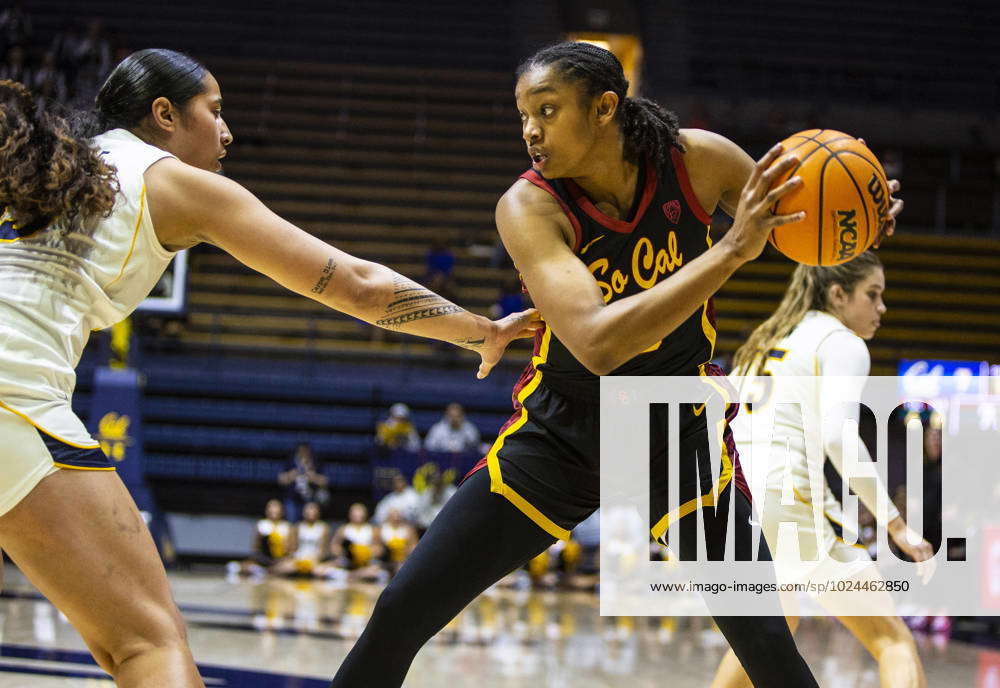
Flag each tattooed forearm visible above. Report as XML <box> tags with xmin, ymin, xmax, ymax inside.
<box><xmin>376</xmin><ymin>304</ymin><xmax>464</xmax><ymax>329</ymax></box>
<box><xmin>451</xmin><ymin>337</ymin><xmax>486</xmax><ymax>351</ymax></box>
<box><xmin>375</xmin><ymin>275</ymin><xmax>465</xmax><ymax>330</ymax></box>
<box><xmin>311</xmin><ymin>258</ymin><xmax>337</xmax><ymax>295</ymax></box>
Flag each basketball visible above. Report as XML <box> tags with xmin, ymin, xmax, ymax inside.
<box><xmin>767</xmin><ymin>129</ymin><xmax>890</xmax><ymax>266</ymax></box>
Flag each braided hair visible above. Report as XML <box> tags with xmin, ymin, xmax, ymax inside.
<box><xmin>516</xmin><ymin>42</ymin><xmax>683</xmax><ymax>175</ymax></box>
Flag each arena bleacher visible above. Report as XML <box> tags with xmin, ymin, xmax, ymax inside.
<box><xmin>22</xmin><ymin>0</ymin><xmax>1000</xmax><ymax>529</ymax></box>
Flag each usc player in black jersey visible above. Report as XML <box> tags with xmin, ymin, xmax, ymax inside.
<box><xmin>331</xmin><ymin>42</ymin><xmax>900</xmax><ymax>688</ymax></box>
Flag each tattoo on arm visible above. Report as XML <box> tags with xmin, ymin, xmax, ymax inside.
<box><xmin>450</xmin><ymin>337</ymin><xmax>485</xmax><ymax>351</ymax></box>
<box><xmin>375</xmin><ymin>274</ymin><xmax>465</xmax><ymax>330</ymax></box>
<box><xmin>311</xmin><ymin>258</ymin><xmax>337</xmax><ymax>294</ymax></box>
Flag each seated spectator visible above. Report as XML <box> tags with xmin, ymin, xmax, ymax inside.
<box><xmin>527</xmin><ymin>537</ymin><xmax>583</xmax><ymax>589</ymax></box>
<box><xmin>416</xmin><ymin>466</ymin><xmax>457</xmax><ymax>531</ymax></box>
<box><xmin>425</xmin><ymin>239</ymin><xmax>455</xmax><ymax>282</ymax></box>
<box><xmin>49</xmin><ymin>20</ymin><xmax>80</xmax><ymax>85</ymax></box>
<box><xmin>271</xmin><ymin>502</ymin><xmax>330</xmax><ymax>577</ymax></box>
<box><xmin>278</xmin><ymin>442</ymin><xmax>329</xmax><ymax>522</ymax></box>
<box><xmin>0</xmin><ymin>2</ymin><xmax>32</xmax><ymax>52</ymax></box>
<box><xmin>227</xmin><ymin>499</ymin><xmax>292</xmax><ymax>578</ymax></box>
<box><xmin>424</xmin><ymin>402</ymin><xmax>480</xmax><ymax>454</ymax></box>
<box><xmin>525</xmin><ymin>510</ymin><xmax>599</xmax><ymax>590</ymax></box>
<box><xmin>32</xmin><ymin>51</ymin><xmax>67</xmax><ymax>104</ymax></box>
<box><xmin>319</xmin><ymin>503</ymin><xmax>385</xmax><ymax>583</ymax></box>
<box><xmin>0</xmin><ymin>44</ymin><xmax>29</xmax><ymax>83</ymax></box>
<box><xmin>490</xmin><ymin>276</ymin><xmax>526</xmax><ymax>319</ymax></box>
<box><xmin>379</xmin><ymin>508</ymin><xmax>417</xmax><ymax>576</ymax></box>
<box><xmin>373</xmin><ymin>471</ymin><xmax>420</xmax><ymax>524</ymax></box>
<box><xmin>375</xmin><ymin>403</ymin><xmax>420</xmax><ymax>452</ymax></box>
<box><xmin>425</xmin><ymin>240</ymin><xmax>457</xmax><ymax>302</ymax></box>
<box><xmin>69</xmin><ymin>18</ymin><xmax>111</xmax><ymax>106</ymax></box>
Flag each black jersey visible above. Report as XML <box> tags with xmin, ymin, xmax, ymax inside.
<box><xmin>519</xmin><ymin>149</ymin><xmax>718</xmax><ymax>399</ymax></box>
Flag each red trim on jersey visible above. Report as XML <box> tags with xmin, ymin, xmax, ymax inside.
<box><xmin>462</xmin><ymin>327</ymin><xmax>547</xmax><ymax>485</ymax></box>
<box><xmin>563</xmin><ymin>159</ymin><xmax>657</xmax><ymax>234</ymax></box>
<box><xmin>671</xmin><ymin>148</ymin><xmax>713</xmax><ymax>225</ymax></box>
<box><xmin>519</xmin><ymin>171</ymin><xmax>583</xmax><ymax>252</ymax></box>
<box><xmin>464</xmin><ymin>457</ymin><xmax>489</xmax><ymax>482</ymax></box>
<box><xmin>703</xmin><ymin>362</ymin><xmax>751</xmax><ymax>505</ymax></box>
<box><xmin>706</xmin><ymin>297</ymin><xmax>717</xmax><ymax>328</ymax></box>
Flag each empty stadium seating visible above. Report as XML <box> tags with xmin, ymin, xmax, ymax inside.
<box><xmin>23</xmin><ymin>0</ymin><xmax>999</xmax><ymax>519</ymax></box>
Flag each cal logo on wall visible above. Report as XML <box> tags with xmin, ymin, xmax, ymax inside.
<box><xmin>97</xmin><ymin>411</ymin><xmax>132</xmax><ymax>461</ymax></box>
<box><xmin>87</xmin><ymin>367</ymin><xmax>149</xmax><ymax>508</ymax></box>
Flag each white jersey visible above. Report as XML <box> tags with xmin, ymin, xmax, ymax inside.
<box><xmin>0</xmin><ymin>129</ymin><xmax>175</xmax><ymax>447</ymax></box>
<box><xmin>731</xmin><ymin>311</ymin><xmax>852</xmax><ymax>488</ymax></box>
<box><xmin>729</xmin><ymin>310</ymin><xmax>897</xmax><ymax>581</ymax></box>
<box><xmin>294</xmin><ymin>521</ymin><xmax>328</xmax><ymax>561</ymax></box>
<box><xmin>342</xmin><ymin>523</ymin><xmax>376</xmax><ymax>546</ymax></box>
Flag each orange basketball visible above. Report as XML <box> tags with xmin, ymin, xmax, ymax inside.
<box><xmin>767</xmin><ymin>129</ymin><xmax>890</xmax><ymax>266</ymax></box>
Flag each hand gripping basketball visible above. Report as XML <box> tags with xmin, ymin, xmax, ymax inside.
<box><xmin>722</xmin><ymin>143</ymin><xmax>805</xmax><ymax>265</ymax></box>
<box><xmin>856</xmin><ymin>139</ymin><xmax>903</xmax><ymax>248</ymax></box>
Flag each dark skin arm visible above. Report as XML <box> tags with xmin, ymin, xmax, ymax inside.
<box><xmin>496</xmin><ymin>130</ymin><xmax>803</xmax><ymax>375</ymax></box>
<box><xmin>497</xmin><ymin>129</ymin><xmax>903</xmax><ymax>375</ymax></box>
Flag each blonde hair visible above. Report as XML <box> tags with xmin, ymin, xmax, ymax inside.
<box><xmin>731</xmin><ymin>252</ymin><xmax>883</xmax><ymax>375</ymax></box>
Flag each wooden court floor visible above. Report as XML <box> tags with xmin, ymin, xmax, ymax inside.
<box><xmin>0</xmin><ymin>569</ymin><xmax>985</xmax><ymax>686</ymax></box>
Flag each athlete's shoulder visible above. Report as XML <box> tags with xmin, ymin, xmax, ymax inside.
<box><xmin>677</xmin><ymin>129</ymin><xmax>748</xmax><ymax>169</ymax></box>
<box><xmin>497</xmin><ymin>175</ymin><xmax>562</xmax><ymax>218</ymax></box>
<box><xmin>496</xmin><ymin>175</ymin><xmax>575</xmax><ymax>248</ymax></box>
<box><xmin>795</xmin><ymin>310</ymin><xmax>854</xmax><ymax>340</ymax></box>
<box><xmin>675</xmin><ymin>129</ymin><xmax>754</xmax><ymax>218</ymax></box>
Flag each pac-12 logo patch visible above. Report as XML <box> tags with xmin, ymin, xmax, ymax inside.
<box><xmin>662</xmin><ymin>200</ymin><xmax>681</xmax><ymax>224</ymax></box>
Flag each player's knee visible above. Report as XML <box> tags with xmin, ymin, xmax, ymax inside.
<box><xmin>369</xmin><ymin>576</ymin><xmax>410</xmax><ymax>626</ymax></box>
<box><xmin>868</xmin><ymin>615</ymin><xmax>918</xmax><ymax>658</ymax></box>
<box><xmin>101</xmin><ymin>605</ymin><xmax>189</xmax><ymax>674</ymax></box>
<box><xmin>370</xmin><ymin>574</ymin><xmax>443</xmax><ymax>644</ymax></box>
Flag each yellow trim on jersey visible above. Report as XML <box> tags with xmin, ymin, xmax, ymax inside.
<box><xmin>650</xmin><ymin>373</ymin><xmax>735</xmax><ymax>542</ymax></box>
<box><xmin>700</xmin><ymin>302</ymin><xmax>717</xmax><ymax>359</ymax></box>
<box><xmin>0</xmin><ymin>400</ymin><xmax>102</xmax><ymax>450</ymax></box>
<box><xmin>107</xmin><ymin>183</ymin><xmax>146</xmax><ymax>288</ymax></box>
<box><xmin>53</xmin><ymin>462</ymin><xmax>116</xmax><ymax>471</ymax></box>
<box><xmin>579</xmin><ymin>234</ymin><xmax>606</xmax><ymax>255</ymax></box>
<box><xmin>485</xmin><ymin>326</ymin><xmax>571</xmax><ymax>541</ymax></box>
<box><xmin>0</xmin><ymin>208</ymin><xmax>44</xmax><ymax>243</ymax></box>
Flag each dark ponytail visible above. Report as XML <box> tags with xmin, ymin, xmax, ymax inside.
<box><xmin>517</xmin><ymin>42</ymin><xmax>683</xmax><ymax>175</ymax></box>
<box><xmin>620</xmin><ymin>96</ymin><xmax>683</xmax><ymax>175</ymax></box>
<box><xmin>0</xmin><ymin>79</ymin><xmax>117</xmax><ymax>232</ymax></box>
<box><xmin>78</xmin><ymin>48</ymin><xmax>207</xmax><ymax>137</ymax></box>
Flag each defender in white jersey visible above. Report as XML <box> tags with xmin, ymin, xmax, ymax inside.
<box><xmin>0</xmin><ymin>50</ymin><xmax>536</xmax><ymax>687</ymax></box>
<box><xmin>713</xmin><ymin>252</ymin><xmax>932</xmax><ymax>688</ymax></box>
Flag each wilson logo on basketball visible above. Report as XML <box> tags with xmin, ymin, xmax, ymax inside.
<box><xmin>836</xmin><ymin>209</ymin><xmax>858</xmax><ymax>261</ymax></box>
<box><xmin>867</xmin><ymin>173</ymin><xmax>889</xmax><ymax>225</ymax></box>
<box><xmin>662</xmin><ymin>200</ymin><xmax>681</xmax><ymax>224</ymax></box>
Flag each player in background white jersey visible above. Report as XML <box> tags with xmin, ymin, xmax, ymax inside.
<box><xmin>0</xmin><ymin>49</ymin><xmax>537</xmax><ymax>687</ymax></box>
<box><xmin>712</xmin><ymin>251</ymin><xmax>933</xmax><ymax>688</ymax></box>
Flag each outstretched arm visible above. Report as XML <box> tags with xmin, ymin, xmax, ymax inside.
<box><xmin>144</xmin><ymin>158</ymin><xmax>539</xmax><ymax>378</ymax></box>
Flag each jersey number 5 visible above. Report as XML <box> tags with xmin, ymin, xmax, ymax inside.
<box><xmin>743</xmin><ymin>348</ymin><xmax>788</xmax><ymax>414</ymax></box>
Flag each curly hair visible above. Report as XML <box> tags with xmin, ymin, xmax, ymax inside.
<box><xmin>0</xmin><ymin>79</ymin><xmax>118</xmax><ymax>233</ymax></box>
<box><xmin>516</xmin><ymin>42</ymin><xmax>684</xmax><ymax>175</ymax></box>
